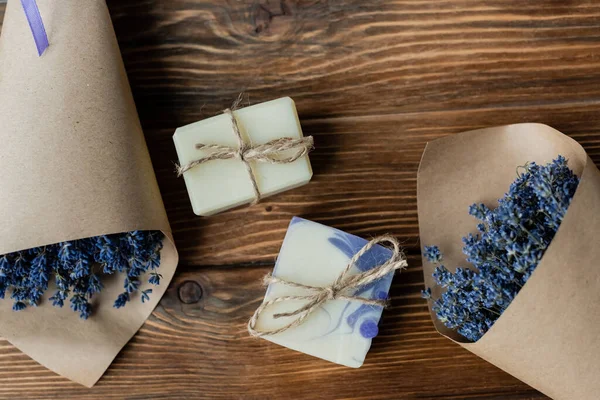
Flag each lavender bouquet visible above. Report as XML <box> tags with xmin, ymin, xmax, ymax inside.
<box><xmin>0</xmin><ymin>0</ymin><xmax>179</xmax><ymax>387</ymax></box>
<box><xmin>421</xmin><ymin>156</ymin><xmax>579</xmax><ymax>341</ymax></box>
<box><xmin>0</xmin><ymin>231</ymin><xmax>164</xmax><ymax>319</ymax></box>
<box><xmin>417</xmin><ymin>124</ymin><xmax>600</xmax><ymax>400</ymax></box>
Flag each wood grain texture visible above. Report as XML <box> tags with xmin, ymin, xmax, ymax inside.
<box><xmin>4</xmin><ymin>0</ymin><xmax>600</xmax><ymax>398</ymax></box>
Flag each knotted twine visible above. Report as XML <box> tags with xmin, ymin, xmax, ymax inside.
<box><xmin>248</xmin><ymin>236</ymin><xmax>408</xmax><ymax>337</ymax></box>
<box><xmin>176</xmin><ymin>107</ymin><xmax>314</xmax><ymax>205</ymax></box>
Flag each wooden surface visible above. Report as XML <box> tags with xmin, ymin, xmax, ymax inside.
<box><xmin>4</xmin><ymin>1</ymin><xmax>600</xmax><ymax>398</ymax></box>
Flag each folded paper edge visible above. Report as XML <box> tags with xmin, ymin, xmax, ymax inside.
<box><xmin>18</xmin><ymin>230</ymin><xmax>178</xmax><ymax>388</ymax></box>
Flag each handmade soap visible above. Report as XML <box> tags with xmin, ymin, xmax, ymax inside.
<box><xmin>253</xmin><ymin>217</ymin><xmax>395</xmax><ymax>368</ymax></box>
<box><xmin>173</xmin><ymin>97</ymin><xmax>313</xmax><ymax>216</ymax></box>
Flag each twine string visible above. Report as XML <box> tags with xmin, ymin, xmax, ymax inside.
<box><xmin>176</xmin><ymin>105</ymin><xmax>314</xmax><ymax>205</ymax></box>
<box><xmin>247</xmin><ymin>236</ymin><xmax>408</xmax><ymax>337</ymax></box>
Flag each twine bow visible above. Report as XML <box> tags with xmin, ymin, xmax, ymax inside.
<box><xmin>176</xmin><ymin>107</ymin><xmax>314</xmax><ymax>204</ymax></box>
<box><xmin>247</xmin><ymin>236</ymin><xmax>407</xmax><ymax>337</ymax></box>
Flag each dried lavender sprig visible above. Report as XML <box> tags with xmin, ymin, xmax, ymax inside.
<box><xmin>0</xmin><ymin>230</ymin><xmax>163</xmax><ymax>319</ymax></box>
<box><xmin>422</xmin><ymin>156</ymin><xmax>579</xmax><ymax>342</ymax></box>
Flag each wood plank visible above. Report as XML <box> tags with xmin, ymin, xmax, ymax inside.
<box><xmin>113</xmin><ymin>0</ymin><xmax>600</xmax><ymax>121</ymax></box>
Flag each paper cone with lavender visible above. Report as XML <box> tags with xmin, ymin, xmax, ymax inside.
<box><xmin>0</xmin><ymin>0</ymin><xmax>178</xmax><ymax>387</ymax></box>
<box><xmin>417</xmin><ymin>123</ymin><xmax>600</xmax><ymax>400</ymax></box>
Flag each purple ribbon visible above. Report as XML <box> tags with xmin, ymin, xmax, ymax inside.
<box><xmin>21</xmin><ymin>0</ymin><xmax>49</xmax><ymax>56</ymax></box>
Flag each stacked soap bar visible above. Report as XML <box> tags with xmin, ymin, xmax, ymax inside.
<box><xmin>253</xmin><ymin>217</ymin><xmax>395</xmax><ymax>368</ymax></box>
<box><xmin>173</xmin><ymin>97</ymin><xmax>313</xmax><ymax>216</ymax></box>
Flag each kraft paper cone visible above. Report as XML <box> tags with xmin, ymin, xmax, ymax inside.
<box><xmin>417</xmin><ymin>123</ymin><xmax>600</xmax><ymax>400</ymax></box>
<box><xmin>0</xmin><ymin>0</ymin><xmax>178</xmax><ymax>387</ymax></box>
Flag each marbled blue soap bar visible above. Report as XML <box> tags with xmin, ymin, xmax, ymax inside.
<box><xmin>254</xmin><ymin>217</ymin><xmax>395</xmax><ymax>367</ymax></box>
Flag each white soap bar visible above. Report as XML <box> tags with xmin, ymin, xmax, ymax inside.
<box><xmin>173</xmin><ymin>97</ymin><xmax>313</xmax><ymax>216</ymax></box>
<box><xmin>254</xmin><ymin>217</ymin><xmax>395</xmax><ymax>368</ymax></box>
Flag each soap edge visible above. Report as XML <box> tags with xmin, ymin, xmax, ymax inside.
<box><xmin>172</xmin><ymin>132</ymin><xmax>203</xmax><ymax>216</ymax></box>
<box><xmin>173</xmin><ymin>97</ymin><xmax>295</xmax><ymax>133</ymax></box>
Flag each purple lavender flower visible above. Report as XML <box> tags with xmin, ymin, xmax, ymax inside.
<box><xmin>0</xmin><ymin>230</ymin><xmax>164</xmax><ymax>319</ymax></box>
<box><xmin>424</xmin><ymin>246</ymin><xmax>443</xmax><ymax>263</ymax></box>
<box><xmin>423</xmin><ymin>156</ymin><xmax>579</xmax><ymax>342</ymax></box>
<box><xmin>148</xmin><ymin>272</ymin><xmax>162</xmax><ymax>286</ymax></box>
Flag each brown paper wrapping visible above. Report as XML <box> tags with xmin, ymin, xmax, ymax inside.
<box><xmin>0</xmin><ymin>0</ymin><xmax>178</xmax><ymax>387</ymax></box>
<box><xmin>417</xmin><ymin>123</ymin><xmax>600</xmax><ymax>400</ymax></box>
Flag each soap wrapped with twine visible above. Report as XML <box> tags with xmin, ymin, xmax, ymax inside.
<box><xmin>248</xmin><ymin>236</ymin><xmax>407</xmax><ymax>337</ymax></box>
<box><xmin>176</xmin><ymin>98</ymin><xmax>314</xmax><ymax>205</ymax></box>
